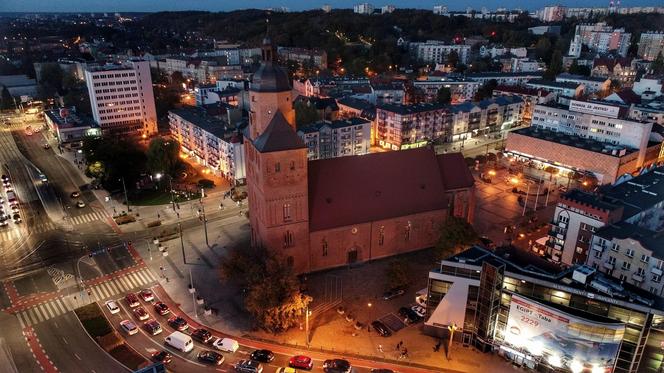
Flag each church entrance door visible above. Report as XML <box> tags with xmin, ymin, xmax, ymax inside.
<box><xmin>347</xmin><ymin>248</ymin><xmax>358</xmax><ymax>264</ymax></box>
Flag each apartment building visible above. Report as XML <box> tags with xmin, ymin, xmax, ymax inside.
<box><xmin>375</xmin><ymin>96</ymin><xmax>523</xmax><ymax>150</ymax></box>
<box><xmin>353</xmin><ymin>3</ymin><xmax>374</xmax><ymax>14</ymax></box>
<box><xmin>568</xmin><ymin>23</ymin><xmax>631</xmax><ymax>57</ymax></box>
<box><xmin>168</xmin><ymin>107</ymin><xmax>246</xmax><ymax>184</ymax></box>
<box><xmin>492</xmin><ymin>85</ymin><xmax>555</xmax><ymax>124</ymax></box>
<box><xmin>526</xmin><ymin>79</ymin><xmax>585</xmax><ymax>103</ymax></box>
<box><xmin>591</xmin><ymin>58</ymin><xmax>637</xmax><ymax>87</ymax></box>
<box><xmin>277</xmin><ymin>47</ymin><xmax>327</xmax><ymax>69</ymax></box>
<box><xmin>465</xmin><ymin>71</ymin><xmax>543</xmax><ymax>86</ymax></box>
<box><xmin>84</xmin><ymin>60</ymin><xmax>157</xmax><ymax>137</ymax></box>
<box><xmin>637</xmin><ymin>31</ymin><xmax>664</xmax><ymax>61</ymax></box>
<box><xmin>413</xmin><ymin>76</ymin><xmax>480</xmax><ymax>103</ymax></box>
<box><xmin>556</xmin><ymin>73</ymin><xmax>611</xmax><ymax>95</ymax></box>
<box><xmin>297</xmin><ymin>117</ymin><xmax>371</xmax><ymax>160</ymax></box>
<box><xmin>411</xmin><ymin>41</ymin><xmax>471</xmax><ymax>65</ymax></box>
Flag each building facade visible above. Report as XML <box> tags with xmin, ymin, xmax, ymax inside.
<box><xmin>169</xmin><ymin>107</ymin><xmax>246</xmax><ymax>184</ymax></box>
<box><xmin>492</xmin><ymin>85</ymin><xmax>555</xmax><ymax>124</ymax></box>
<box><xmin>638</xmin><ymin>31</ymin><xmax>664</xmax><ymax>61</ymax></box>
<box><xmin>412</xmin><ymin>41</ymin><xmax>471</xmax><ymax>65</ymax></box>
<box><xmin>556</xmin><ymin>73</ymin><xmax>611</xmax><ymax>95</ymax></box>
<box><xmin>413</xmin><ymin>76</ymin><xmax>480</xmax><ymax>103</ymax></box>
<box><xmin>568</xmin><ymin>23</ymin><xmax>631</xmax><ymax>57</ymax></box>
<box><xmin>84</xmin><ymin>60</ymin><xmax>157</xmax><ymax>137</ymax></box>
<box><xmin>591</xmin><ymin>58</ymin><xmax>637</xmax><ymax>87</ymax></box>
<box><xmin>277</xmin><ymin>47</ymin><xmax>328</xmax><ymax>69</ymax></box>
<box><xmin>297</xmin><ymin>118</ymin><xmax>371</xmax><ymax>160</ymax></box>
<box><xmin>353</xmin><ymin>3</ymin><xmax>374</xmax><ymax>14</ymax></box>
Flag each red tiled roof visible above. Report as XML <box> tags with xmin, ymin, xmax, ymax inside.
<box><xmin>307</xmin><ymin>147</ymin><xmax>474</xmax><ymax>231</ymax></box>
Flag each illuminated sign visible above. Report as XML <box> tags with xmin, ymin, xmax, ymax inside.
<box><xmin>504</xmin><ymin>294</ymin><xmax>624</xmax><ymax>372</ymax></box>
<box><xmin>569</xmin><ymin>100</ymin><xmax>620</xmax><ymax>118</ymax></box>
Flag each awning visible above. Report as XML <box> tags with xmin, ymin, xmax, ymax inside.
<box><xmin>425</xmin><ymin>280</ymin><xmax>470</xmax><ymax>329</ymax></box>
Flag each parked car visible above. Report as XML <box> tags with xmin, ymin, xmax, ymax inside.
<box><xmin>289</xmin><ymin>355</ymin><xmax>313</xmax><ymax>370</ymax></box>
<box><xmin>105</xmin><ymin>300</ymin><xmax>120</xmax><ymax>314</ymax></box>
<box><xmin>125</xmin><ymin>293</ymin><xmax>140</xmax><ymax>308</ymax></box>
<box><xmin>133</xmin><ymin>307</ymin><xmax>149</xmax><ymax>321</ymax></box>
<box><xmin>76</xmin><ymin>200</ymin><xmax>86</xmax><ymax>208</ymax></box>
<box><xmin>143</xmin><ymin>319</ymin><xmax>162</xmax><ymax>335</ymax></box>
<box><xmin>70</xmin><ymin>191</ymin><xmax>80</xmax><ymax>198</ymax></box>
<box><xmin>371</xmin><ymin>369</ymin><xmax>395</xmax><ymax>373</ymax></box>
<box><xmin>398</xmin><ymin>307</ymin><xmax>422</xmax><ymax>324</ymax></box>
<box><xmin>411</xmin><ymin>305</ymin><xmax>426</xmax><ymax>318</ymax></box>
<box><xmin>168</xmin><ymin>316</ymin><xmax>189</xmax><ymax>331</ymax></box>
<box><xmin>120</xmin><ymin>320</ymin><xmax>138</xmax><ymax>336</ymax></box>
<box><xmin>42</xmin><ymin>143</ymin><xmax>50</xmax><ymax>149</ymax></box>
<box><xmin>139</xmin><ymin>289</ymin><xmax>154</xmax><ymax>302</ymax></box>
<box><xmin>250</xmin><ymin>349</ymin><xmax>275</xmax><ymax>363</ymax></box>
<box><xmin>191</xmin><ymin>328</ymin><xmax>213</xmax><ymax>344</ymax></box>
<box><xmin>213</xmin><ymin>337</ymin><xmax>239</xmax><ymax>352</ymax></box>
<box><xmin>152</xmin><ymin>350</ymin><xmax>172</xmax><ymax>364</ymax></box>
<box><xmin>277</xmin><ymin>368</ymin><xmax>298</xmax><ymax>373</ymax></box>
<box><xmin>198</xmin><ymin>350</ymin><xmax>224</xmax><ymax>365</ymax></box>
<box><xmin>12</xmin><ymin>213</ymin><xmax>20</xmax><ymax>223</ymax></box>
<box><xmin>154</xmin><ymin>302</ymin><xmax>170</xmax><ymax>315</ymax></box>
<box><xmin>165</xmin><ymin>331</ymin><xmax>193</xmax><ymax>352</ymax></box>
<box><xmin>323</xmin><ymin>359</ymin><xmax>352</xmax><ymax>373</ymax></box>
<box><xmin>382</xmin><ymin>288</ymin><xmax>405</xmax><ymax>300</ymax></box>
<box><xmin>371</xmin><ymin>321</ymin><xmax>392</xmax><ymax>337</ymax></box>
<box><xmin>236</xmin><ymin>359</ymin><xmax>263</xmax><ymax>373</ymax></box>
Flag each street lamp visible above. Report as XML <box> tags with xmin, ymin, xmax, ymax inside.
<box><xmin>447</xmin><ymin>323</ymin><xmax>458</xmax><ymax>360</ymax></box>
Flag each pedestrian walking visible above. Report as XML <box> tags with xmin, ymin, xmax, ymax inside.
<box><xmin>395</xmin><ymin>343</ymin><xmax>400</xmax><ymax>351</ymax></box>
<box><xmin>378</xmin><ymin>344</ymin><xmax>383</xmax><ymax>353</ymax></box>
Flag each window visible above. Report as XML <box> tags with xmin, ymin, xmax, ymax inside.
<box><xmin>593</xmin><ymin>250</ymin><xmax>602</xmax><ymax>259</ymax></box>
<box><xmin>637</xmin><ymin>267</ymin><xmax>645</xmax><ymax>276</ymax></box>
<box><xmin>608</xmin><ymin>256</ymin><xmax>616</xmax><ymax>265</ymax></box>
<box><xmin>641</xmin><ymin>254</ymin><xmax>650</xmax><ymax>263</ymax></box>
<box><xmin>322</xmin><ymin>239</ymin><xmax>328</xmax><ymax>256</ymax></box>
<box><xmin>283</xmin><ymin>231</ymin><xmax>294</xmax><ymax>248</ymax></box>
<box><xmin>622</xmin><ymin>261</ymin><xmax>631</xmax><ymax>270</ymax></box>
<box><xmin>405</xmin><ymin>222</ymin><xmax>412</xmax><ymax>241</ymax></box>
<box><xmin>378</xmin><ymin>226</ymin><xmax>385</xmax><ymax>246</ymax></box>
<box><xmin>283</xmin><ymin>204</ymin><xmax>292</xmax><ymax>222</ymax></box>
<box><xmin>611</xmin><ymin>243</ymin><xmax>620</xmax><ymax>252</ymax></box>
<box><xmin>653</xmin><ymin>274</ymin><xmax>662</xmax><ymax>283</ymax></box>
<box><xmin>290</xmin><ymin>161</ymin><xmax>295</xmax><ymax>170</ymax></box>
<box><xmin>626</xmin><ymin>248</ymin><xmax>635</xmax><ymax>258</ymax></box>
<box><xmin>275</xmin><ymin>162</ymin><xmax>281</xmax><ymax>172</ymax></box>
<box><xmin>619</xmin><ymin>274</ymin><xmax>628</xmax><ymax>282</ymax></box>
<box><xmin>649</xmin><ymin>287</ymin><xmax>658</xmax><ymax>294</ymax></box>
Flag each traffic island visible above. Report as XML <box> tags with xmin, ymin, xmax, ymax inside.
<box><xmin>74</xmin><ymin>303</ymin><xmax>148</xmax><ymax>371</ymax></box>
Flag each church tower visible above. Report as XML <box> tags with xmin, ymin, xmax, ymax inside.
<box><xmin>244</xmin><ymin>31</ymin><xmax>310</xmax><ymax>273</ymax></box>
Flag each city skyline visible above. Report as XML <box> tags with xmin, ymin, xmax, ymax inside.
<box><xmin>1</xmin><ymin>0</ymin><xmax>663</xmax><ymax>13</ymax></box>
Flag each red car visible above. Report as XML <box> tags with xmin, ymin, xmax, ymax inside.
<box><xmin>154</xmin><ymin>301</ymin><xmax>170</xmax><ymax>316</ymax></box>
<box><xmin>133</xmin><ymin>307</ymin><xmax>149</xmax><ymax>321</ymax></box>
<box><xmin>139</xmin><ymin>289</ymin><xmax>154</xmax><ymax>302</ymax></box>
<box><xmin>125</xmin><ymin>293</ymin><xmax>140</xmax><ymax>308</ymax></box>
<box><xmin>289</xmin><ymin>355</ymin><xmax>314</xmax><ymax>370</ymax></box>
<box><xmin>168</xmin><ymin>316</ymin><xmax>189</xmax><ymax>331</ymax></box>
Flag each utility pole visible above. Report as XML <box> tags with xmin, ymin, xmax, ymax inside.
<box><xmin>179</xmin><ymin>221</ymin><xmax>186</xmax><ymax>264</ymax></box>
<box><xmin>169</xmin><ymin>176</ymin><xmax>176</xmax><ymax>212</ymax></box>
<box><xmin>305</xmin><ymin>304</ymin><xmax>310</xmax><ymax>347</ymax></box>
<box><xmin>522</xmin><ymin>183</ymin><xmax>531</xmax><ymax>217</ymax></box>
<box><xmin>190</xmin><ymin>268</ymin><xmax>197</xmax><ymax>319</ymax></box>
<box><xmin>200</xmin><ymin>188</ymin><xmax>209</xmax><ymax>247</ymax></box>
<box><xmin>121</xmin><ymin>177</ymin><xmax>130</xmax><ymax>212</ymax></box>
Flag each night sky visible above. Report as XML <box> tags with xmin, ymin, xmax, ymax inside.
<box><xmin>0</xmin><ymin>0</ymin><xmax>661</xmax><ymax>13</ymax></box>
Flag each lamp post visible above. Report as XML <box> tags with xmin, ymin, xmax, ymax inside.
<box><xmin>179</xmin><ymin>221</ymin><xmax>186</xmax><ymax>265</ymax></box>
<box><xmin>145</xmin><ymin>238</ymin><xmax>153</xmax><ymax>261</ymax></box>
<box><xmin>447</xmin><ymin>323</ymin><xmax>458</xmax><ymax>360</ymax></box>
<box><xmin>121</xmin><ymin>177</ymin><xmax>130</xmax><ymax>212</ymax></box>
<box><xmin>522</xmin><ymin>182</ymin><xmax>531</xmax><ymax>217</ymax></box>
<box><xmin>200</xmin><ymin>188</ymin><xmax>209</xmax><ymax>247</ymax></box>
<box><xmin>305</xmin><ymin>304</ymin><xmax>312</xmax><ymax>347</ymax></box>
<box><xmin>189</xmin><ymin>268</ymin><xmax>197</xmax><ymax>319</ymax></box>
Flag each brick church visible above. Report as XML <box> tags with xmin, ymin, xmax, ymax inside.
<box><xmin>244</xmin><ymin>36</ymin><xmax>476</xmax><ymax>274</ymax></box>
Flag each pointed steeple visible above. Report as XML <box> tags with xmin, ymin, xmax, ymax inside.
<box><xmin>261</xmin><ymin>18</ymin><xmax>276</xmax><ymax>63</ymax></box>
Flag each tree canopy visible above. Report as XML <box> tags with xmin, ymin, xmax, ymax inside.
<box><xmin>436</xmin><ymin>217</ymin><xmax>479</xmax><ymax>259</ymax></box>
<box><xmin>82</xmin><ymin>137</ymin><xmax>146</xmax><ymax>191</ymax></box>
<box><xmin>436</xmin><ymin>87</ymin><xmax>452</xmax><ymax>105</ymax></box>
<box><xmin>146</xmin><ymin>138</ymin><xmax>182</xmax><ymax>177</ymax></box>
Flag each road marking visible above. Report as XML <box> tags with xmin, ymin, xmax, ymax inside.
<box><xmin>16</xmin><ymin>312</ymin><xmax>26</xmax><ymax>328</ymax></box>
<box><xmin>74</xmin><ymin>353</ymin><xmax>81</xmax><ymax>361</ymax></box>
<box><xmin>33</xmin><ymin>306</ymin><xmax>45</xmax><ymax>323</ymax></box>
<box><xmin>91</xmin><ymin>285</ymin><xmax>102</xmax><ymax>300</ymax></box>
<box><xmin>127</xmin><ymin>273</ymin><xmax>140</xmax><ymax>288</ymax></box>
<box><xmin>62</xmin><ymin>337</ymin><xmax>68</xmax><ymax>345</ymax></box>
<box><xmin>27</xmin><ymin>308</ymin><xmax>38</xmax><ymax>324</ymax></box>
<box><xmin>118</xmin><ymin>276</ymin><xmax>132</xmax><ymax>291</ymax></box>
<box><xmin>106</xmin><ymin>281</ymin><xmax>121</xmax><ymax>295</ymax></box>
<box><xmin>38</xmin><ymin>304</ymin><xmax>51</xmax><ymax>319</ymax></box>
<box><xmin>99</xmin><ymin>283</ymin><xmax>111</xmax><ymax>298</ymax></box>
<box><xmin>45</xmin><ymin>301</ymin><xmax>59</xmax><ymax>317</ymax></box>
<box><xmin>57</xmin><ymin>298</ymin><xmax>71</xmax><ymax>313</ymax></box>
<box><xmin>135</xmin><ymin>270</ymin><xmax>149</xmax><ymax>284</ymax></box>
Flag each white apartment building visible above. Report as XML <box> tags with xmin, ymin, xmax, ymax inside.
<box><xmin>531</xmin><ymin>100</ymin><xmax>654</xmax><ymax>165</ymax></box>
<box><xmin>296</xmin><ymin>117</ymin><xmax>371</xmax><ymax>160</ymax></box>
<box><xmin>526</xmin><ymin>79</ymin><xmax>584</xmax><ymax>101</ymax></box>
<box><xmin>556</xmin><ymin>73</ymin><xmax>611</xmax><ymax>95</ymax></box>
<box><xmin>433</xmin><ymin>5</ymin><xmax>449</xmax><ymax>15</ymax></box>
<box><xmin>353</xmin><ymin>3</ymin><xmax>374</xmax><ymax>14</ymax></box>
<box><xmin>466</xmin><ymin>71</ymin><xmax>543</xmax><ymax>86</ymax></box>
<box><xmin>413</xmin><ymin>76</ymin><xmax>480</xmax><ymax>103</ymax></box>
<box><xmin>169</xmin><ymin>107</ymin><xmax>246</xmax><ymax>184</ymax></box>
<box><xmin>638</xmin><ymin>31</ymin><xmax>664</xmax><ymax>61</ymax></box>
<box><xmin>85</xmin><ymin>60</ymin><xmax>157</xmax><ymax>137</ymax></box>
<box><xmin>412</xmin><ymin>41</ymin><xmax>471</xmax><ymax>65</ymax></box>
<box><xmin>567</xmin><ymin>23</ymin><xmax>631</xmax><ymax>57</ymax></box>
<box><xmin>539</xmin><ymin>5</ymin><xmax>565</xmax><ymax>22</ymax></box>
<box><xmin>381</xmin><ymin>5</ymin><xmax>395</xmax><ymax>14</ymax></box>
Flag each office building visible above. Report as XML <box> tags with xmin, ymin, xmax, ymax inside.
<box><xmin>425</xmin><ymin>245</ymin><xmax>664</xmax><ymax>373</ymax></box>
<box><xmin>539</xmin><ymin>5</ymin><xmax>565</xmax><ymax>22</ymax></box>
<box><xmin>433</xmin><ymin>5</ymin><xmax>449</xmax><ymax>15</ymax></box>
<box><xmin>84</xmin><ymin>60</ymin><xmax>157</xmax><ymax>137</ymax></box>
<box><xmin>44</xmin><ymin>107</ymin><xmax>100</xmax><ymax>144</ymax></box>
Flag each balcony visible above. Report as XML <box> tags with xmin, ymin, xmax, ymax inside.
<box><xmin>603</xmin><ymin>262</ymin><xmax>614</xmax><ymax>270</ymax></box>
<box><xmin>592</xmin><ymin>243</ymin><xmax>606</xmax><ymax>252</ymax></box>
<box><xmin>632</xmin><ymin>273</ymin><xmax>645</xmax><ymax>283</ymax></box>
<box><xmin>652</xmin><ymin>267</ymin><xmax>663</xmax><ymax>276</ymax></box>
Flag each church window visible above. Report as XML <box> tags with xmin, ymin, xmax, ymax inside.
<box><xmin>284</xmin><ymin>231</ymin><xmax>294</xmax><ymax>248</ymax></box>
<box><xmin>378</xmin><ymin>226</ymin><xmax>385</xmax><ymax>246</ymax></box>
<box><xmin>290</xmin><ymin>160</ymin><xmax>296</xmax><ymax>170</ymax></box>
<box><xmin>283</xmin><ymin>203</ymin><xmax>292</xmax><ymax>222</ymax></box>
<box><xmin>275</xmin><ymin>162</ymin><xmax>281</xmax><ymax>172</ymax></box>
<box><xmin>287</xmin><ymin>256</ymin><xmax>294</xmax><ymax>267</ymax></box>
<box><xmin>405</xmin><ymin>221</ymin><xmax>412</xmax><ymax>241</ymax></box>
<box><xmin>322</xmin><ymin>239</ymin><xmax>328</xmax><ymax>256</ymax></box>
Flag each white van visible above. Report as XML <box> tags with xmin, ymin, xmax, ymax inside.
<box><xmin>165</xmin><ymin>331</ymin><xmax>193</xmax><ymax>352</ymax></box>
<box><xmin>213</xmin><ymin>337</ymin><xmax>239</xmax><ymax>353</ymax></box>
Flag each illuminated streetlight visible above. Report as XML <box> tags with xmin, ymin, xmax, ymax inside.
<box><xmin>447</xmin><ymin>323</ymin><xmax>458</xmax><ymax>360</ymax></box>
<box><xmin>488</xmin><ymin>170</ymin><xmax>496</xmax><ymax>176</ymax></box>
<box><xmin>510</xmin><ymin>177</ymin><xmax>519</xmax><ymax>185</ymax></box>
<box><xmin>570</xmin><ymin>360</ymin><xmax>583</xmax><ymax>373</ymax></box>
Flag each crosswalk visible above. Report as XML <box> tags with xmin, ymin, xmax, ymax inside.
<box><xmin>16</xmin><ymin>297</ymin><xmax>72</xmax><ymax>328</ymax></box>
<box><xmin>87</xmin><ymin>267</ymin><xmax>157</xmax><ymax>302</ymax></box>
<box><xmin>69</xmin><ymin>211</ymin><xmax>106</xmax><ymax>225</ymax></box>
<box><xmin>14</xmin><ymin>267</ymin><xmax>157</xmax><ymax>328</ymax></box>
<box><xmin>0</xmin><ymin>222</ymin><xmax>56</xmax><ymax>242</ymax></box>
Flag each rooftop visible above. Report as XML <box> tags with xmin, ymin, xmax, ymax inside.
<box><xmin>594</xmin><ymin>221</ymin><xmax>664</xmax><ymax>258</ymax></box>
<box><xmin>45</xmin><ymin>108</ymin><xmax>95</xmax><ymax>129</ymax></box>
<box><xmin>600</xmin><ymin>167</ymin><xmax>664</xmax><ymax>219</ymax></box>
<box><xmin>493</xmin><ymin>84</ymin><xmax>552</xmax><ymax>97</ymax></box>
<box><xmin>465</xmin><ymin>71</ymin><xmax>543</xmax><ymax>78</ymax></box>
<box><xmin>556</xmin><ymin>73</ymin><xmax>610</xmax><ymax>83</ymax></box>
<box><xmin>169</xmin><ymin>107</ymin><xmax>232</xmax><ymax>140</ymax></box>
<box><xmin>527</xmin><ymin>79</ymin><xmax>582</xmax><ymax>89</ymax></box>
<box><xmin>441</xmin><ymin>245</ymin><xmax>661</xmax><ymax>311</ymax></box>
<box><xmin>510</xmin><ymin>127</ymin><xmax>637</xmax><ymax>156</ymax></box>
<box><xmin>377</xmin><ymin>102</ymin><xmax>447</xmax><ymax>115</ymax></box>
<box><xmin>297</xmin><ymin>117</ymin><xmax>370</xmax><ymax>134</ymax></box>
<box><xmin>252</xmin><ymin>111</ymin><xmax>305</xmax><ymax>153</ymax></box>
<box><xmin>308</xmin><ymin>147</ymin><xmax>473</xmax><ymax>231</ymax></box>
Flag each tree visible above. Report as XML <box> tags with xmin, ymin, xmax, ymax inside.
<box><xmin>651</xmin><ymin>52</ymin><xmax>664</xmax><ymax>75</ymax></box>
<box><xmin>568</xmin><ymin>60</ymin><xmax>590</xmax><ymax>76</ymax></box>
<box><xmin>37</xmin><ymin>63</ymin><xmax>64</xmax><ymax>98</ymax></box>
<box><xmin>221</xmin><ymin>246</ymin><xmax>312</xmax><ymax>333</ymax></box>
<box><xmin>82</xmin><ymin>136</ymin><xmax>146</xmax><ymax>191</ymax></box>
<box><xmin>294</xmin><ymin>100</ymin><xmax>320</xmax><ymax>127</ymax></box>
<box><xmin>446</xmin><ymin>51</ymin><xmax>459</xmax><ymax>68</ymax></box>
<box><xmin>534</xmin><ymin>37</ymin><xmax>552</xmax><ymax>62</ymax></box>
<box><xmin>543</xmin><ymin>49</ymin><xmax>563</xmax><ymax>81</ymax></box>
<box><xmin>146</xmin><ymin>138</ymin><xmax>181</xmax><ymax>177</ymax></box>
<box><xmin>436</xmin><ymin>87</ymin><xmax>451</xmax><ymax>105</ymax></box>
<box><xmin>436</xmin><ymin>217</ymin><xmax>479</xmax><ymax>259</ymax></box>
<box><xmin>385</xmin><ymin>260</ymin><xmax>411</xmax><ymax>290</ymax></box>
<box><xmin>0</xmin><ymin>86</ymin><xmax>13</xmax><ymax>110</ymax></box>
<box><xmin>474</xmin><ymin>79</ymin><xmax>497</xmax><ymax>101</ymax></box>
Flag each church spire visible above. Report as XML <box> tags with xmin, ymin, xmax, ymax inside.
<box><xmin>261</xmin><ymin>18</ymin><xmax>276</xmax><ymax>63</ymax></box>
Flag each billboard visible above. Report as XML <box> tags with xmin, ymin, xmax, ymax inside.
<box><xmin>504</xmin><ymin>294</ymin><xmax>624</xmax><ymax>372</ymax></box>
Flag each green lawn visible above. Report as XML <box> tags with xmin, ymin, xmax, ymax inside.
<box><xmin>129</xmin><ymin>189</ymin><xmax>201</xmax><ymax>206</ymax></box>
